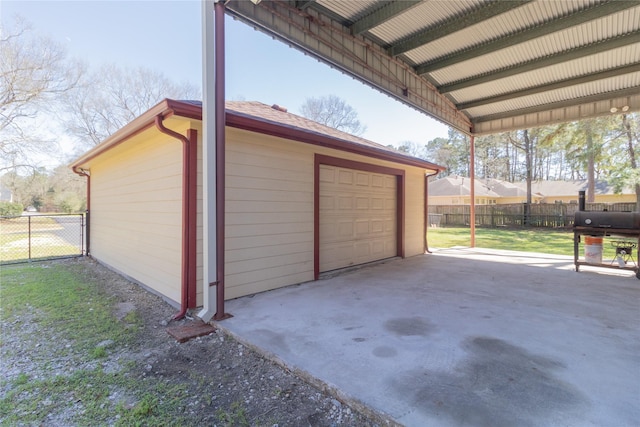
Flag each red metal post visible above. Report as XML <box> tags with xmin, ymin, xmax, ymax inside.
<box><xmin>470</xmin><ymin>135</ymin><xmax>476</xmax><ymax>248</ymax></box>
<box><xmin>214</xmin><ymin>0</ymin><xmax>229</xmax><ymax>320</ymax></box>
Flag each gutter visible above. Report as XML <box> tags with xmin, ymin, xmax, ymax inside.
<box><xmin>154</xmin><ymin>114</ymin><xmax>198</xmax><ymax>320</ymax></box>
<box><xmin>424</xmin><ymin>170</ymin><xmax>440</xmax><ymax>254</ymax></box>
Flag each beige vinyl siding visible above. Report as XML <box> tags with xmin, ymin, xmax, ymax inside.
<box><xmin>89</xmin><ymin>129</ymin><xmax>183</xmax><ymax>304</ymax></box>
<box><xmin>404</xmin><ymin>167</ymin><xmax>426</xmax><ymax>255</ymax></box>
<box><xmin>222</xmin><ymin>128</ymin><xmax>314</xmax><ymax>299</ymax></box>
<box><xmin>194</xmin><ymin>127</ymin><xmax>428</xmax><ymax>300</ymax></box>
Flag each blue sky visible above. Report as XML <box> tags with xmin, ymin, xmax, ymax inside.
<box><xmin>2</xmin><ymin>0</ymin><xmax>450</xmax><ymax>149</ymax></box>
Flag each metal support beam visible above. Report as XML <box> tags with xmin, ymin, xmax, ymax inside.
<box><xmin>473</xmin><ymin>87</ymin><xmax>640</xmax><ymax>124</ymax></box>
<box><xmin>469</xmin><ymin>135</ymin><xmax>475</xmax><ymax>248</ymax></box>
<box><xmin>473</xmin><ymin>91</ymin><xmax>640</xmax><ymax>135</ymax></box>
<box><xmin>199</xmin><ymin>0</ymin><xmax>217</xmax><ymax>322</ymax></box>
<box><xmin>438</xmin><ymin>31</ymin><xmax>640</xmax><ymax>94</ymax></box>
<box><xmin>351</xmin><ymin>1</ymin><xmax>422</xmax><ymax>36</ymax></box>
<box><xmin>389</xmin><ymin>0</ymin><xmax>529</xmax><ymax>57</ymax></box>
<box><xmin>199</xmin><ymin>0</ymin><xmax>229</xmax><ymax>322</ymax></box>
<box><xmin>225</xmin><ymin>0</ymin><xmax>472</xmax><ymax>134</ymax></box>
<box><xmin>457</xmin><ymin>64</ymin><xmax>640</xmax><ymax>111</ymax></box>
<box><xmin>415</xmin><ymin>0</ymin><xmax>638</xmax><ymax>75</ymax></box>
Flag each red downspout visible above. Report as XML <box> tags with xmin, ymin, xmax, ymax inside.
<box><xmin>424</xmin><ymin>170</ymin><xmax>439</xmax><ymax>254</ymax></box>
<box><xmin>214</xmin><ymin>0</ymin><xmax>229</xmax><ymax>320</ymax></box>
<box><xmin>154</xmin><ymin>114</ymin><xmax>195</xmax><ymax>320</ymax></box>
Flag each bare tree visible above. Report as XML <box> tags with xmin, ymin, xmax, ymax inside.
<box><xmin>396</xmin><ymin>141</ymin><xmax>425</xmax><ymax>158</ymax></box>
<box><xmin>620</xmin><ymin>114</ymin><xmax>640</xmax><ymax>210</ymax></box>
<box><xmin>0</xmin><ymin>17</ymin><xmax>83</xmax><ymax>173</ymax></box>
<box><xmin>300</xmin><ymin>95</ymin><xmax>366</xmax><ymax>136</ymax></box>
<box><xmin>63</xmin><ymin>64</ymin><xmax>200</xmax><ymax>150</ymax></box>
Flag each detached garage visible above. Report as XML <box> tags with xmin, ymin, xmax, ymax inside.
<box><xmin>71</xmin><ymin>99</ymin><xmax>443</xmax><ymax>314</ymax></box>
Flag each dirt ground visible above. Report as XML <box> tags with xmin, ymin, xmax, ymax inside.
<box><xmin>1</xmin><ymin>258</ymin><xmax>385</xmax><ymax>426</ymax></box>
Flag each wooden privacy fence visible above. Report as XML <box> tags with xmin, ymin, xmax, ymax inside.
<box><xmin>428</xmin><ymin>203</ymin><xmax>637</xmax><ymax>228</ymax></box>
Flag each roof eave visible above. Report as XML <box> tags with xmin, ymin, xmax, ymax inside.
<box><xmin>70</xmin><ymin>98</ymin><xmax>179</xmax><ymax>169</ymax></box>
<box><xmin>70</xmin><ymin>99</ymin><xmax>445</xmax><ymax>173</ymax></box>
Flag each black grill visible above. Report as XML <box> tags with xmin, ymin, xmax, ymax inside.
<box><xmin>573</xmin><ymin>204</ymin><xmax>639</xmax><ymax>279</ymax></box>
<box><xmin>574</xmin><ymin>211</ymin><xmax>640</xmax><ymax>229</ymax></box>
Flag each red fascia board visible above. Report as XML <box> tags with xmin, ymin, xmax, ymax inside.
<box><xmin>70</xmin><ymin>99</ymin><xmax>445</xmax><ymax>173</ymax></box>
<box><xmin>225</xmin><ymin>112</ymin><xmax>444</xmax><ymax>171</ymax></box>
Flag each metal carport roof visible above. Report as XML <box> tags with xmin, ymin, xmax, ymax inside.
<box><xmin>225</xmin><ymin>0</ymin><xmax>640</xmax><ymax>136</ymax></box>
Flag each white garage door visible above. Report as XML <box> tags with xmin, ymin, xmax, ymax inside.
<box><xmin>319</xmin><ymin>164</ymin><xmax>397</xmax><ymax>272</ymax></box>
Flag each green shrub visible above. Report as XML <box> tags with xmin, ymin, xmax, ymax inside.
<box><xmin>0</xmin><ymin>201</ymin><xmax>24</xmax><ymax>217</ymax></box>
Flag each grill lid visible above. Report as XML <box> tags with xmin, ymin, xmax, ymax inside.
<box><xmin>574</xmin><ymin>211</ymin><xmax>640</xmax><ymax>229</ymax></box>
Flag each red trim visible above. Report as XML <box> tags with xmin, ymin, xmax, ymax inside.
<box><xmin>313</xmin><ymin>156</ymin><xmax>320</xmax><ymax>279</ymax></box>
<box><xmin>187</xmin><ymin>129</ymin><xmax>198</xmax><ymax>308</ymax></box>
<box><xmin>227</xmin><ymin>113</ymin><xmax>443</xmax><ymax>171</ymax></box>
<box><xmin>314</xmin><ymin>154</ymin><xmax>405</xmax><ymax>279</ymax></box>
<box><xmin>71</xmin><ymin>100</ymin><xmax>444</xmax><ymax>176</ymax></box>
<box><xmin>398</xmin><ymin>173</ymin><xmax>405</xmax><ymax>258</ymax></box>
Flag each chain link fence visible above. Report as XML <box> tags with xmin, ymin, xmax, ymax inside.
<box><xmin>0</xmin><ymin>214</ymin><xmax>85</xmax><ymax>265</ymax></box>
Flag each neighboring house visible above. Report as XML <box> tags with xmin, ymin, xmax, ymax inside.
<box><xmin>70</xmin><ymin>99</ymin><xmax>443</xmax><ymax>309</ymax></box>
<box><xmin>529</xmin><ymin>180</ymin><xmax>636</xmax><ymax>204</ymax></box>
<box><xmin>428</xmin><ymin>176</ymin><xmax>543</xmax><ymax>206</ymax></box>
<box><xmin>429</xmin><ymin>176</ymin><xmax>635</xmax><ymax>205</ymax></box>
<box><xmin>0</xmin><ymin>185</ymin><xmax>13</xmax><ymax>203</ymax></box>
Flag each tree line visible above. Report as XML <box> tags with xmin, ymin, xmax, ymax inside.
<box><xmin>0</xmin><ymin>17</ymin><xmax>367</xmax><ymax>214</ymax></box>
<box><xmin>397</xmin><ymin>114</ymin><xmax>640</xmax><ymax>210</ymax></box>
<box><xmin>2</xmin><ymin>16</ymin><xmax>638</xmax><ymax>213</ymax></box>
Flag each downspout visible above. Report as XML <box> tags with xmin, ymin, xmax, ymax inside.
<box><xmin>72</xmin><ymin>167</ymin><xmax>91</xmax><ymax>256</ymax></box>
<box><xmin>424</xmin><ymin>170</ymin><xmax>439</xmax><ymax>254</ymax></box>
<box><xmin>154</xmin><ymin>114</ymin><xmax>194</xmax><ymax>320</ymax></box>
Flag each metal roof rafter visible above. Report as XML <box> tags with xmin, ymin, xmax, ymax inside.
<box><xmin>350</xmin><ymin>1</ymin><xmax>422</xmax><ymax>35</ymax></box>
<box><xmin>472</xmin><ymin>87</ymin><xmax>640</xmax><ymax>125</ymax></box>
<box><xmin>294</xmin><ymin>1</ymin><xmax>315</xmax><ymax>11</ymax></box>
<box><xmin>415</xmin><ymin>0</ymin><xmax>638</xmax><ymax>75</ymax></box>
<box><xmin>458</xmin><ymin>64</ymin><xmax>640</xmax><ymax>111</ymax></box>
<box><xmin>439</xmin><ymin>31</ymin><xmax>640</xmax><ymax>93</ymax></box>
<box><xmin>388</xmin><ymin>0</ymin><xmax>531</xmax><ymax>57</ymax></box>
<box><xmin>226</xmin><ymin>0</ymin><xmax>473</xmax><ymax>134</ymax></box>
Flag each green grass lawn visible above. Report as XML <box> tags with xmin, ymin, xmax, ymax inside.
<box><xmin>427</xmin><ymin>226</ymin><xmax>631</xmax><ymax>261</ymax></box>
<box><xmin>0</xmin><ymin>232</ymin><xmax>80</xmax><ymax>264</ymax></box>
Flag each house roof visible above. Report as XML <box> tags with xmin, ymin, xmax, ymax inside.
<box><xmin>225</xmin><ymin>1</ymin><xmax>640</xmax><ymax>136</ymax></box>
<box><xmin>71</xmin><ymin>99</ymin><xmax>444</xmax><ymax>173</ymax></box>
<box><xmin>428</xmin><ymin>176</ymin><xmax>501</xmax><ymax>198</ymax></box>
<box><xmin>429</xmin><ymin>176</ymin><xmax>634</xmax><ymax>198</ymax></box>
<box><xmin>528</xmin><ymin>179</ymin><xmax>634</xmax><ymax>196</ymax></box>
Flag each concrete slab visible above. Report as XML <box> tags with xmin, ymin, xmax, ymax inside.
<box><xmin>217</xmin><ymin>248</ymin><xmax>640</xmax><ymax>427</ymax></box>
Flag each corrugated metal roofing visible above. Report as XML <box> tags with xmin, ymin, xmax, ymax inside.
<box><xmin>225</xmin><ymin>0</ymin><xmax>640</xmax><ymax>135</ymax></box>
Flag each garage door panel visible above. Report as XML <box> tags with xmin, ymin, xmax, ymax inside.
<box><xmin>371</xmin><ymin>197</ymin><xmax>384</xmax><ymax>209</ymax></box>
<box><xmin>356</xmin><ymin>197</ymin><xmax>369</xmax><ymax>209</ymax></box>
<box><xmin>355</xmin><ymin>220</ymin><xmax>369</xmax><ymax>236</ymax></box>
<box><xmin>319</xmin><ymin>164</ymin><xmax>397</xmax><ymax>273</ymax></box>
<box><xmin>319</xmin><ymin>194</ymin><xmax>334</xmax><ymax>210</ymax></box>
<box><xmin>338</xmin><ymin>170</ymin><xmax>354</xmax><ymax>184</ymax></box>
<box><xmin>356</xmin><ymin>173</ymin><xmax>369</xmax><ymax>186</ymax></box>
<box><xmin>338</xmin><ymin>196</ymin><xmax>352</xmax><ymax>209</ymax></box>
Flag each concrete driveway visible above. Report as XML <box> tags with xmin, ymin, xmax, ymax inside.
<box><xmin>218</xmin><ymin>248</ymin><xmax>640</xmax><ymax>427</ymax></box>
